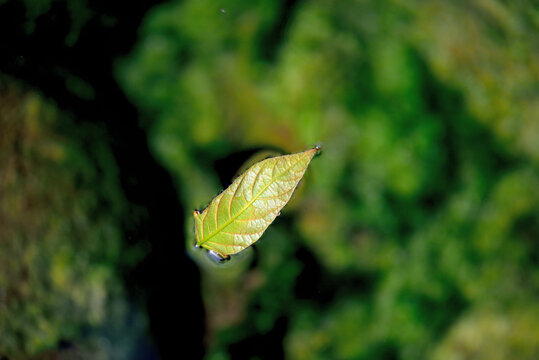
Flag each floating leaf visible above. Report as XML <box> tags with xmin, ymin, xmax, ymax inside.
<box><xmin>194</xmin><ymin>147</ymin><xmax>320</xmax><ymax>259</ymax></box>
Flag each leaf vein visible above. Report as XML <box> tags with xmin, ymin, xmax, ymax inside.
<box><xmin>251</xmin><ymin>164</ymin><xmax>264</xmax><ymax>199</ymax></box>
<box><xmin>228</xmin><ymin>173</ymin><xmax>246</xmax><ymax>218</ymax></box>
<box><xmin>235</xmin><ymin>209</ymin><xmax>278</xmax><ymax>222</ymax></box>
<box><xmin>214</xmin><ymin>193</ymin><xmax>224</xmax><ymax>228</ymax></box>
<box><xmin>221</xmin><ymin>229</ymin><xmax>263</xmax><ymax>236</ymax></box>
<box><xmin>257</xmin><ymin>186</ymin><xmax>295</xmax><ymax>201</ymax></box>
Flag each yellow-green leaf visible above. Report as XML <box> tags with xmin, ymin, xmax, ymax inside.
<box><xmin>194</xmin><ymin>147</ymin><xmax>319</xmax><ymax>259</ymax></box>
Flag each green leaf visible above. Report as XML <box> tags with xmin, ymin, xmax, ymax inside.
<box><xmin>194</xmin><ymin>147</ymin><xmax>320</xmax><ymax>258</ymax></box>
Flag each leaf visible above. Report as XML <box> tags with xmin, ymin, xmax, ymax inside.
<box><xmin>194</xmin><ymin>147</ymin><xmax>320</xmax><ymax>259</ymax></box>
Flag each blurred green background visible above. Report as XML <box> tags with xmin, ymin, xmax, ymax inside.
<box><xmin>1</xmin><ymin>0</ymin><xmax>538</xmax><ymax>359</ymax></box>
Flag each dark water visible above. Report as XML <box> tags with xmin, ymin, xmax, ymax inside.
<box><xmin>0</xmin><ymin>1</ymin><xmax>205</xmax><ymax>358</ymax></box>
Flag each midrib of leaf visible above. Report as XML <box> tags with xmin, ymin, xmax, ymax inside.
<box><xmin>198</xmin><ymin>151</ymin><xmax>313</xmax><ymax>245</ymax></box>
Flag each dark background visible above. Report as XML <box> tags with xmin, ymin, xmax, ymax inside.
<box><xmin>0</xmin><ymin>0</ymin><xmax>538</xmax><ymax>359</ymax></box>
<box><xmin>0</xmin><ymin>0</ymin><xmax>205</xmax><ymax>358</ymax></box>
